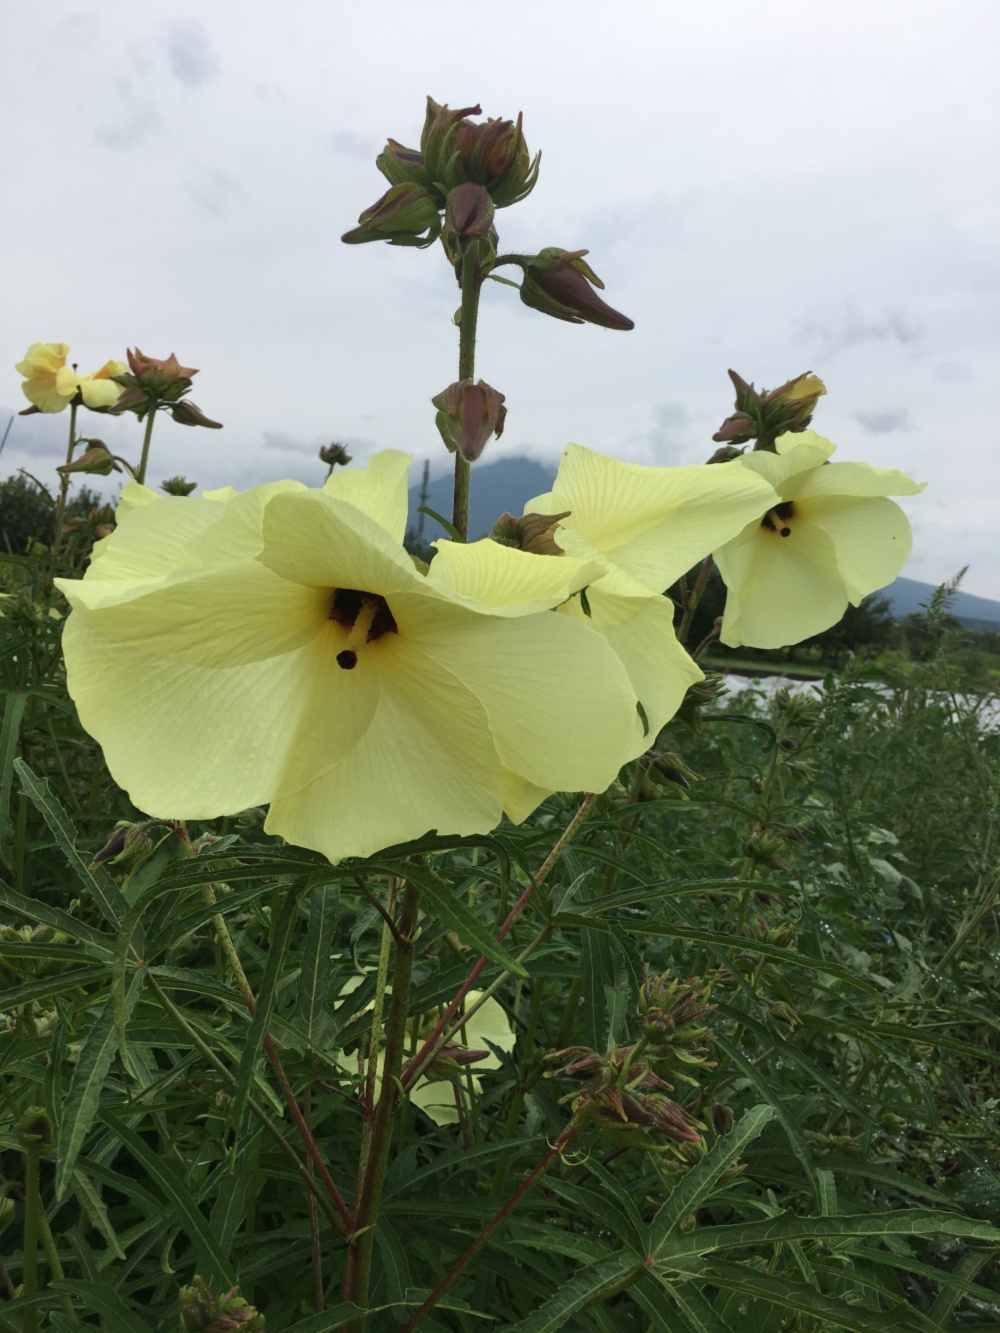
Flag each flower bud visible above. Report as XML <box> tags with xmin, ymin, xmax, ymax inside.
<box><xmin>519</xmin><ymin>249</ymin><xmax>634</xmax><ymax>330</ymax></box>
<box><xmin>56</xmin><ymin>444</ymin><xmax>120</xmax><ymax>476</ymax></box>
<box><xmin>169</xmin><ymin>400</ymin><xmax>223</xmax><ymax>429</ymax></box>
<box><xmin>713</xmin><ymin>370</ymin><xmax>826</xmax><ymax>450</ymax></box>
<box><xmin>444</xmin><ymin>182</ymin><xmax>495</xmax><ymax>242</ymax></box>
<box><xmin>341</xmin><ymin>182</ymin><xmax>442</xmax><ymax>248</ymax></box>
<box><xmin>161</xmin><ymin>476</ymin><xmax>198</xmax><ymax>497</ymax></box>
<box><xmin>450</xmin><ymin>109</ymin><xmax>540</xmax><ymax>208</ymax></box>
<box><xmin>488</xmin><ymin>510</ymin><xmax>570</xmax><ymax>556</ymax></box>
<box><xmin>179</xmin><ymin>1277</ymin><xmax>264</xmax><ymax>1332</ymax></box>
<box><xmin>320</xmin><ymin>442</ymin><xmax>353</xmax><ymax>468</ymax></box>
<box><xmin>432</xmin><ymin>378</ymin><xmax>506</xmax><ymax>461</ymax></box>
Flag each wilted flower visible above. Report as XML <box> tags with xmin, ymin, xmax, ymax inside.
<box><xmin>714</xmin><ymin>430</ymin><xmax>925</xmax><ymax>648</ymax></box>
<box><xmin>16</xmin><ymin>343</ymin><xmax>126</xmax><ymax>414</ymax></box>
<box><xmin>56</xmin><ymin>443</ymin><xmax>120</xmax><ymax>477</ymax></box>
<box><xmin>56</xmin><ymin>451</ymin><xmax>643</xmax><ymax>862</ymax></box>
<box><xmin>518</xmin><ymin>249</ymin><xmax>634</xmax><ymax>330</ymax></box>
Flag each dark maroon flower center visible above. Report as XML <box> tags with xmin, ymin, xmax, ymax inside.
<box><xmin>330</xmin><ymin>589</ymin><xmax>397</xmax><ymax>669</ymax></box>
<box><xmin>760</xmin><ymin>500</ymin><xmax>795</xmax><ymax>538</ymax></box>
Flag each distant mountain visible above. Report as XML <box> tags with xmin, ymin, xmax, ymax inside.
<box><xmin>409</xmin><ymin>456</ymin><xmax>1000</xmax><ymax>630</ymax></box>
<box><xmin>408</xmin><ymin>456</ymin><xmax>556</xmax><ymax>543</ymax></box>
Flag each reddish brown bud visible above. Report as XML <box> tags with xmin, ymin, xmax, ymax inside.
<box><xmin>432</xmin><ymin>378</ymin><xmax>506</xmax><ymax>460</ymax></box>
<box><xmin>519</xmin><ymin>248</ymin><xmax>634</xmax><ymax>331</ymax></box>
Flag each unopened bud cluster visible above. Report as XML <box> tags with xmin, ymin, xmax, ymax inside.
<box><xmin>113</xmin><ymin>349</ymin><xmax>222</xmax><ymax>430</ymax></box>
<box><xmin>713</xmin><ymin>370</ymin><xmax>826</xmax><ymax>451</ymax></box>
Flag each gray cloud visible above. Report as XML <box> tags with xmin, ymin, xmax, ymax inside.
<box><xmin>853</xmin><ymin>408</ymin><xmax>915</xmax><ymax>435</ymax></box>
<box><xmin>255</xmin><ymin>82</ymin><xmax>286</xmax><ymax>104</ymax></box>
<box><xmin>325</xmin><ymin>129</ymin><xmax>377</xmax><ymax>162</ymax></box>
<box><xmin>797</xmin><ymin>304</ymin><xmax>924</xmax><ymax>359</ymax></box>
<box><xmin>189</xmin><ymin>168</ymin><xmax>242</xmax><ymax>216</ymax></box>
<box><xmin>933</xmin><ymin>360</ymin><xmax>973</xmax><ymax>383</ymax></box>
<box><xmin>162</xmin><ymin>20</ymin><xmax>219</xmax><ymax>89</ymax></box>
<box><xmin>93</xmin><ymin>74</ymin><xmax>160</xmax><ymax>148</ymax></box>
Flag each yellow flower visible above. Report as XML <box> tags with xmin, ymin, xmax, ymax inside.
<box><xmin>714</xmin><ymin>431</ymin><xmax>926</xmax><ymax>649</ymax></box>
<box><xmin>16</xmin><ymin>343</ymin><xmax>126</xmax><ymax>413</ymax></box>
<box><xmin>433</xmin><ymin>444</ymin><xmax>778</xmax><ymax>815</ymax></box>
<box><xmin>55</xmin><ymin>452</ymin><xmax>641</xmax><ymax>862</ymax></box>
<box><xmin>337</xmin><ymin>983</ymin><xmax>516</xmax><ymax>1127</ymax></box>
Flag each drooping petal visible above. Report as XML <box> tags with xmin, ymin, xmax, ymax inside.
<box><xmin>265</xmin><ymin>639</ymin><xmax>504</xmax><ymax>860</ymax></box>
<box><xmin>716</xmin><ymin>516</ymin><xmax>847</xmax><ymax>648</ymax></box>
<box><xmin>428</xmin><ymin>536</ymin><xmax>604</xmax><ymax>615</ymax></box>
<box><xmin>794</xmin><ymin>458</ymin><xmax>926</xmax><ymax>501</ymax></box>
<box><xmin>259</xmin><ymin>490</ymin><xmax>418</xmax><ymax>596</ymax></box>
<box><xmin>62</xmin><ymin>613</ymin><xmax>379</xmax><ymax>816</ymax></box>
<box><xmin>79</xmin><ymin>375</ymin><xmax>123</xmax><ymax>409</ymax></box>
<box><xmin>322</xmin><ymin>449</ymin><xmax>412</xmax><ymax>542</ymax></box>
<box><xmin>413</xmin><ymin>605</ymin><xmax>638</xmax><ymax>795</ymax></box>
<box><xmin>410</xmin><ymin>993</ymin><xmax>516</xmax><ymax>1126</ymax></box>
<box><xmin>527</xmin><ymin>443</ymin><xmax>777</xmax><ymax>592</ymax></box>
<box><xmin>806</xmin><ymin>495</ymin><xmax>914</xmax><ymax>603</ymax></box>
<box><xmin>559</xmin><ymin>582</ymin><xmax>703</xmax><ymax>743</ymax></box>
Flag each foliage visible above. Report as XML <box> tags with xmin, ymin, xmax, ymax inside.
<box><xmin>1</xmin><ymin>542</ymin><xmax>998</xmax><ymax>1328</ymax></box>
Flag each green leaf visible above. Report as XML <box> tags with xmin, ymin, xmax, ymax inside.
<box><xmin>650</xmin><ymin>1104</ymin><xmax>775</xmax><ymax>1249</ymax></box>
<box><xmin>231</xmin><ymin>888</ymin><xmax>301</xmax><ymax>1132</ymax></box>
<box><xmin>0</xmin><ymin>881</ymin><xmax>112</xmax><ymax>953</ymax></box>
<box><xmin>296</xmin><ymin>883</ymin><xmax>340</xmax><ymax>1040</ymax></box>
<box><xmin>55</xmin><ymin>988</ymin><xmax>136</xmax><ymax>1202</ymax></box>
<box><xmin>99</xmin><ymin>1112</ymin><xmax>235</xmax><ymax>1289</ymax></box>
<box><xmin>510</xmin><ymin>1249</ymin><xmax>645</xmax><ymax>1331</ymax></box>
<box><xmin>283</xmin><ymin>1306</ymin><xmax>368</xmax><ymax>1332</ymax></box>
<box><xmin>14</xmin><ymin>759</ymin><xmax>123</xmax><ymax>926</ymax></box>
<box><xmin>48</xmin><ymin>1279</ymin><xmax>152</xmax><ymax>1332</ymax></box>
<box><xmin>71</xmin><ymin>1168</ymin><xmax>127</xmax><ymax>1260</ymax></box>
<box><xmin>377</xmin><ymin>860</ymin><xmax>527</xmax><ymax>977</ymax></box>
<box><xmin>418</xmin><ymin>504</ymin><xmax>462</xmax><ymax>542</ymax></box>
<box><xmin>0</xmin><ymin>691</ymin><xmax>26</xmax><ymax>868</ymax></box>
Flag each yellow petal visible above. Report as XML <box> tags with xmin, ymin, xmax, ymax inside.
<box><xmin>61</xmin><ymin>612</ymin><xmax>379</xmax><ymax>816</ymax></box>
<box><xmin>428</xmin><ymin>536</ymin><xmax>604</xmax><ymax>614</ymax></box>
<box><xmin>807</xmin><ymin>495</ymin><xmax>914</xmax><ymax>603</ymax></box>
<box><xmin>795</xmin><ymin>458</ymin><xmax>926</xmax><ymax>501</ymax></box>
<box><xmin>322</xmin><ymin>449</ymin><xmax>412</xmax><ymax>543</ymax></box>
<box><xmin>413</xmin><ymin>606</ymin><xmax>638</xmax><ymax>795</ymax></box>
<box><xmin>15</xmin><ymin>342</ymin><xmax>69</xmax><ymax>376</ymax></box>
<box><xmin>265</xmin><ymin>638</ymin><xmax>504</xmax><ymax>861</ymax></box>
<box><xmin>528</xmin><ymin>443</ymin><xmax>777</xmax><ymax>592</ymax></box>
<box><xmin>716</xmin><ymin>516</ymin><xmax>846</xmax><ymax>648</ymax></box>
<box><xmin>79</xmin><ymin>376</ymin><xmax>123</xmax><ymax>409</ymax></box>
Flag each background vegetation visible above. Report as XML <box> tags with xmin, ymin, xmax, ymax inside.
<box><xmin>0</xmin><ymin>491</ymin><xmax>997</xmax><ymax>1330</ymax></box>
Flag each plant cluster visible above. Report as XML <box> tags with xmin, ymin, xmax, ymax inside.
<box><xmin>0</xmin><ymin>96</ymin><xmax>996</xmax><ymax>1332</ymax></box>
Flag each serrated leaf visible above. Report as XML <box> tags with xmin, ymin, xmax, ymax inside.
<box><xmin>99</xmin><ymin>1112</ymin><xmax>234</xmax><ymax>1289</ymax></box>
<box><xmin>49</xmin><ymin>1279</ymin><xmax>152</xmax><ymax>1332</ymax></box>
<box><xmin>14</xmin><ymin>759</ymin><xmax>122</xmax><ymax>926</ymax></box>
<box><xmin>297</xmin><ymin>883</ymin><xmax>339</xmax><ymax>1040</ymax></box>
<box><xmin>0</xmin><ymin>691</ymin><xmax>26</xmax><ymax>869</ymax></box>
<box><xmin>510</xmin><ymin>1249</ymin><xmax>644</xmax><ymax>1331</ymax></box>
<box><xmin>651</xmin><ymin>1105</ymin><xmax>775</xmax><ymax>1249</ymax></box>
<box><xmin>71</xmin><ymin>1167</ymin><xmax>127</xmax><ymax>1260</ymax></box>
<box><xmin>55</xmin><ymin>981</ymin><xmax>140</xmax><ymax>1201</ymax></box>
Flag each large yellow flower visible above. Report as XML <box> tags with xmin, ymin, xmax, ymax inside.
<box><xmin>430</xmin><ymin>444</ymin><xmax>777</xmax><ymax>817</ymax></box>
<box><xmin>16</xmin><ymin>343</ymin><xmax>127</xmax><ymax>413</ymax></box>
<box><xmin>55</xmin><ymin>452</ymin><xmax>642</xmax><ymax>862</ymax></box>
<box><xmin>714</xmin><ymin>431</ymin><xmax>925</xmax><ymax>649</ymax></box>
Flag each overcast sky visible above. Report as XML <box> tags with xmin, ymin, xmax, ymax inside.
<box><xmin>3</xmin><ymin>1</ymin><xmax>998</xmax><ymax>595</ymax></box>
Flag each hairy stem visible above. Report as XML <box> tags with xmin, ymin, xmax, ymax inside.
<box><xmin>677</xmin><ymin>554</ymin><xmax>715</xmax><ymax>646</ymax></box>
<box><xmin>135</xmin><ymin>408</ymin><xmax>157</xmax><ymax>486</ymax></box>
<box><xmin>452</xmin><ymin>243</ymin><xmax>483</xmax><ymax>541</ymax></box>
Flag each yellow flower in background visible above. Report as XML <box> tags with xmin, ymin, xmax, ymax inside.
<box><xmin>337</xmin><ymin>984</ymin><xmax>516</xmax><ymax>1127</ymax></box>
<box><xmin>16</xmin><ymin>343</ymin><xmax>127</xmax><ymax>413</ymax></box>
<box><xmin>714</xmin><ymin>431</ymin><xmax>926</xmax><ymax>649</ymax></box>
<box><xmin>56</xmin><ymin>451</ymin><xmax>642</xmax><ymax>862</ymax></box>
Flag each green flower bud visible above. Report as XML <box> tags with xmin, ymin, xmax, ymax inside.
<box><xmin>320</xmin><ymin>442</ymin><xmax>352</xmax><ymax>468</ymax></box>
<box><xmin>179</xmin><ymin>1277</ymin><xmax>264</xmax><ymax>1332</ymax></box>
<box><xmin>519</xmin><ymin>248</ymin><xmax>634</xmax><ymax>330</ymax></box>
<box><xmin>444</xmin><ymin>182</ymin><xmax>495</xmax><ymax>241</ymax></box>
<box><xmin>713</xmin><ymin>369</ymin><xmax>826</xmax><ymax>450</ymax></box>
<box><xmin>432</xmin><ymin>378</ymin><xmax>506</xmax><ymax>460</ymax></box>
<box><xmin>341</xmin><ymin>182</ymin><xmax>442</xmax><ymax>248</ymax></box>
<box><xmin>161</xmin><ymin>476</ymin><xmax>198</xmax><ymax>496</ymax></box>
<box><xmin>56</xmin><ymin>443</ymin><xmax>120</xmax><ymax>476</ymax></box>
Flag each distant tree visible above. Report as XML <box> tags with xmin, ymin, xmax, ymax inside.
<box><xmin>0</xmin><ymin>473</ymin><xmax>106</xmax><ymax>555</ymax></box>
<box><xmin>800</xmin><ymin>593</ymin><xmax>895</xmax><ymax>661</ymax></box>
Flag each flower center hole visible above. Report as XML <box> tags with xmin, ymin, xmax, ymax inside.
<box><xmin>330</xmin><ymin>588</ymin><xmax>398</xmax><ymax>669</ymax></box>
<box><xmin>760</xmin><ymin>500</ymin><xmax>795</xmax><ymax>538</ymax></box>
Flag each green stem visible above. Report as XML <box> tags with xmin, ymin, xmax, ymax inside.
<box><xmin>677</xmin><ymin>554</ymin><xmax>714</xmax><ymax>646</ymax></box>
<box><xmin>136</xmin><ymin>409</ymin><xmax>157</xmax><ymax>486</ymax></box>
<box><xmin>452</xmin><ymin>244</ymin><xmax>483</xmax><ymax>541</ymax></box>
<box><xmin>22</xmin><ymin>1145</ymin><xmax>40</xmax><ymax>1333</ymax></box>
<box><xmin>343</xmin><ymin>879</ymin><xmax>421</xmax><ymax>1324</ymax></box>
<box><xmin>52</xmin><ymin>402</ymin><xmax>78</xmax><ymax>561</ymax></box>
